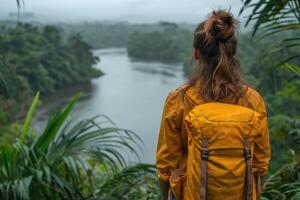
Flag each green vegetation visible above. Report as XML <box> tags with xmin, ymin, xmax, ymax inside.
<box><xmin>61</xmin><ymin>22</ymin><xmax>195</xmax><ymax>49</ymax></box>
<box><xmin>0</xmin><ymin>93</ymin><xmax>159</xmax><ymax>200</ymax></box>
<box><xmin>238</xmin><ymin>31</ymin><xmax>300</xmax><ymax>116</ymax></box>
<box><xmin>62</xmin><ymin>22</ymin><xmax>136</xmax><ymax>49</ymax></box>
<box><xmin>0</xmin><ymin>24</ymin><xmax>102</xmax><ymax>126</ymax></box>
<box><xmin>63</xmin><ymin>21</ymin><xmax>194</xmax><ymax>62</ymax></box>
<box><xmin>240</xmin><ymin>0</ymin><xmax>300</xmax><ymax>77</ymax></box>
<box><xmin>128</xmin><ymin>27</ymin><xmax>192</xmax><ymax>62</ymax></box>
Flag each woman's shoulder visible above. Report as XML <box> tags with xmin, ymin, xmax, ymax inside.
<box><xmin>244</xmin><ymin>85</ymin><xmax>263</xmax><ymax>99</ymax></box>
<box><xmin>166</xmin><ymin>83</ymin><xmax>203</xmax><ymax>105</ymax></box>
<box><xmin>240</xmin><ymin>85</ymin><xmax>267</xmax><ymax>114</ymax></box>
<box><xmin>167</xmin><ymin>83</ymin><xmax>187</xmax><ymax>97</ymax></box>
<box><xmin>165</xmin><ymin>84</ymin><xmax>187</xmax><ymax>108</ymax></box>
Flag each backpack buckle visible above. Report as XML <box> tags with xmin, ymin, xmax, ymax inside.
<box><xmin>244</xmin><ymin>148</ymin><xmax>251</xmax><ymax>160</ymax></box>
<box><xmin>201</xmin><ymin>149</ymin><xmax>209</xmax><ymax>160</ymax></box>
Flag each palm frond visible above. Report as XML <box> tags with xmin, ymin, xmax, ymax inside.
<box><xmin>20</xmin><ymin>91</ymin><xmax>39</xmax><ymax>143</ymax></box>
<box><xmin>240</xmin><ymin>0</ymin><xmax>300</xmax><ymax>76</ymax></box>
<box><xmin>281</xmin><ymin>63</ymin><xmax>300</xmax><ymax>76</ymax></box>
<box><xmin>33</xmin><ymin>93</ymin><xmax>81</xmax><ymax>152</ymax></box>
<box><xmin>240</xmin><ymin>0</ymin><xmax>296</xmax><ymax>33</ymax></box>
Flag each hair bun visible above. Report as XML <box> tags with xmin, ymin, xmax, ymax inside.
<box><xmin>204</xmin><ymin>10</ymin><xmax>237</xmax><ymax>41</ymax></box>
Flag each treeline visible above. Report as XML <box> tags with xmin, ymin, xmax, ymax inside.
<box><xmin>127</xmin><ymin>26</ymin><xmax>300</xmax><ymax>172</ymax></box>
<box><xmin>0</xmin><ymin>24</ymin><xmax>102</xmax><ymax>125</ymax></box>
<box><xmin>61</xmin><ymin>21</ymin><xmax>195</xmax><ymax>49</ymax></box>
<box><xmin>127</xmin><ymin>26</ymin><xmax>194</xmax><ymax>64</ymax></box>
<box><xmin>128</xmin><ymin>27</ymin><xmax>192</xmax><ymax>62</ymax></box>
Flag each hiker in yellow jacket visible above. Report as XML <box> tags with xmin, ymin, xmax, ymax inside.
<box><xmin>156</xmin><ymin>10</ymin><xmax>271</xmax><ymax>200</ymax></box>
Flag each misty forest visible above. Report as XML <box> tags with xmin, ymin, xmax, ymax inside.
<box><xmin>0</xmin><ymin>0</ymin><xmax>300</xmax><ymax>200</ymax></box>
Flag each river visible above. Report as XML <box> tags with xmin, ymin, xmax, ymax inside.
<box><xmin>32</xmin><ymin>48</ymin><xmax>187</xmax><ymax>163</ymax></box>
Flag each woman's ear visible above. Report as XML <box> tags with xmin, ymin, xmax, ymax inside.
<box><xmin>193</xmin><ymin>47</ymin><xmax>200</xmax><ymax>60</ymax></box>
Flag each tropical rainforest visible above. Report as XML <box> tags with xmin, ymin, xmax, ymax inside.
<box><xmin>0</xmin><ymin>24</ymin><xmax>102</xmax><ymax>127</ymax></box>
<box><xmin>0</xmin><ymin>0</ymin><xmax>300</xmax><ymax>199</ymax></box>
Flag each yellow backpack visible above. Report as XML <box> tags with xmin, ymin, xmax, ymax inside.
<box><xmin>183</xmin><ymin>102</ymin><xmax>262</xmax><ymax>200</ymax></box>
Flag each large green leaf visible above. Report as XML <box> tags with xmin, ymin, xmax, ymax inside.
<box><xmin>282</xmin><ymin>63</ymin><xmax>300</xmax><ymax>76</ymax></box>
<box><xmin>20</xmin><ymin>91</ymin><xmax>40</xmax><ymax>143</ymax></box>
<box><xmin>240</xmin><ymin>0</ymin><xmax>299</xmax><ymax>36</ymax></box>
<box><xmin>33</xmin><ymin>93</ymin><xmax>81</xmax><ymax>152</ymax></box>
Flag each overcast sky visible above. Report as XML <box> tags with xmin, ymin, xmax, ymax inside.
<box><xmin>0</xmin><ymin>0</ymin><xmax>247</xmax><ymax>23</ymax></box>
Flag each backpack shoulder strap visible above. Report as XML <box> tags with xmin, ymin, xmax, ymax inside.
<box><xmin>244</xmin><ymin>138</ymin><xmax>253</xmax><ymax>200</ymax></box>
<box><xmin>200</xmin><ymin>138</ymin><xmax>209</xmax><ymax>200</ymax></box>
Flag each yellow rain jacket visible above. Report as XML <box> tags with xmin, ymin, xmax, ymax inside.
<box><xmin>156</xmin><ymin>84</ymin><xmax>271</xmax><ymax>200</ymax></box>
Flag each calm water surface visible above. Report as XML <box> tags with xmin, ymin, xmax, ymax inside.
<box><xmin>33</xmin><ymin>48</ymin><xmax>186</xmax><ymax>163</ymax></box>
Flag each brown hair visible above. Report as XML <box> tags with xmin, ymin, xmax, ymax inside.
<box><xmin>186</xmin><ymin>10</ymin><xmax>245</xmax><ymax>103</ymax></box>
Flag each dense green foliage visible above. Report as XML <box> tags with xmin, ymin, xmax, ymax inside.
<box><xmin>239</xmin><ymin>31</ymin><xmax>300</xmax><ymax>116</ymax></box>
<box><xmin>0</xmin><ymin>24</ymin><xmax>102</xmax><ymax>125</ymax></box>
<box><xmin>128</xmin><ymin>27</ymin><xmax>192</xmax><ymax>62</ymax></box>
<box><xmin>62</xmin><ymin>22</ymin><xmax>195</xmax><ymax>49</ymax></box>
<box><xmin>0</xmin><ymin>94</ymin><xmax>159</xmax><ymax>200</ymax></box>
<box><xmin>62</xmin><ymin>22</ymin><xmax>136</xmax><ymax>49</ymax></box>
<box><xmin>240</xmin><ymin>0</ymin><xmax>300</xmax><ymax>76</ymax></box>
